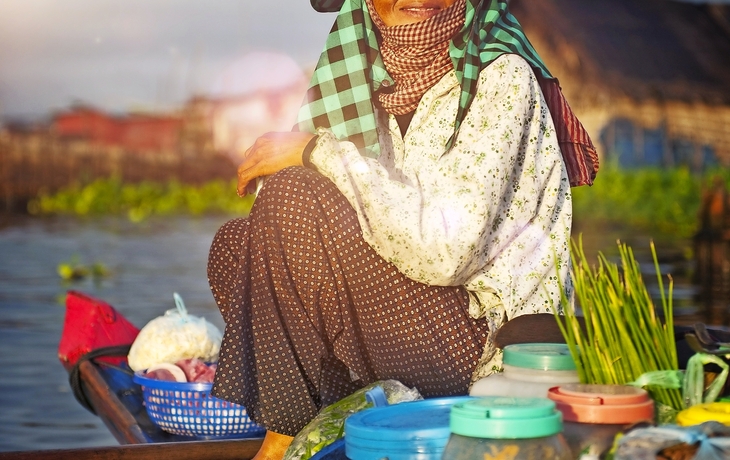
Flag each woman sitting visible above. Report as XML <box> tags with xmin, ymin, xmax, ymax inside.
<box><xmin>207</xmin><ymin>0</ymin><xmax>598</xmax><ymax>458</ymax></box>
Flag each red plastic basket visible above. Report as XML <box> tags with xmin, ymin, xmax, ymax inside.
<box><xmin>133</xmin><ymin>373</ymin><xmax>265</xmax><ymax>439</ymax></box>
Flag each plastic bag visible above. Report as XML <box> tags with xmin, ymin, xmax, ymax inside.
<box><xmin>627</xmin><ymin>370</ymin><xmax>685</xmax><ymax>424</ymax></box>
<box><xmin>127</xmin><ymin>293</ymin><xmax>222</xmax><ymax>372</ymax></box>
<box><xmin>613</xmin><ymin>422</ymin><xmax>730</xmax><ymax>460</ymax></box>
<box><xmin>58</xmin><ymin>290</ymin><xmax>140</xmax><ymax>371</ymax></box>
<box><xmin>283</xmin><ymin>380</ymin><xmax>423</xmax><ymax>460</ymax></box>
<box><xmin>684</xmin><ymin>353</ymin><xmax>730</xmax><ymax>408</ymax></box>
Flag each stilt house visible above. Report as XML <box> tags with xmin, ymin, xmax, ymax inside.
<box><xmin>511</xmin><ymin>0</ymin><xmax>730</xmax><ymax>171</ymax></box>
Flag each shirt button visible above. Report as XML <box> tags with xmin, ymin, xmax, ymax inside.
<box><xmin>381</xmin><ymin>80</ymin><xmax>392</xmax><ymax>87</ymax></box>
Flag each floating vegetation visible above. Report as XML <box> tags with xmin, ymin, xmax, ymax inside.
<box><xmin>28</xmin><ymin>167</ymin><xmax>730</xmax><ymax>233</ymax></box>
<box><xmin>571</xmin><ymin>166</ymin><xmax>730</xmax><ymax>240</ymax></box>
<box><xmin>57</xmin><ymin>256</ymin><xmax>110</xmax><ymax>282</ymax></box>
<box><xmin>28</xmin><ymin>176</ymin><xmax>255</xmax><ymax>221</ymax></box>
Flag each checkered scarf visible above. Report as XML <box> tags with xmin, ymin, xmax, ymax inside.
<box><xmin>300</xmin><ymin>0</ymin><xmax>598</xmax><ymax>186</ymax></box>
<box><xmin>364</xmin><ymin>0</ymin><xmax>465</xmax><ymax>115</ymax></box>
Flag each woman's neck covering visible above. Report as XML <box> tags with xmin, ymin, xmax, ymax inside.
<box><xmin>298</xmin><ymin>0</ymin><xmax>599</xmax><ymax>187</ymax></box>
<box><xmin>364</xmin><ymin>0</ymin><xmax>465</xmax><ymax>116</ymax></box>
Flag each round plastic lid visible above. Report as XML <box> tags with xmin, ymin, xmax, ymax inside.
<box><xmin>502</xmin><ymin>343</ymin><xmax>577</xmax><ymax>371</ymax></box>
<box><xmin>345</xmin><ymin>396</ymin><xmax>471</xmax><ymax>460</ymax></box>
<box><xmin>677</xmin><ymin>402</ymin><xmax>730</xmax><ymax>427</ymax></box>
<box><xmin>449</xmin><ymin>396</ymin><xmax>563</xmax><ymax>439</ymax></box>
<box><xmin>547</xmin><ymin>383</ymin><xmax>655</xmax><ymax>424</ymax></box>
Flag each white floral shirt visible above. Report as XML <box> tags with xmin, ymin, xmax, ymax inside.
<box><xmin>308</xmin><ymin>53</ymin><xmax>572</xmax><ymax>382</ymax></box>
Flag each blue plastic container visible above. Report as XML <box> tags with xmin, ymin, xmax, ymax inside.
<box><xmin>344</xmin><ymin>396</ymin><xmax>472</xmax><ymax>460</ymax></box>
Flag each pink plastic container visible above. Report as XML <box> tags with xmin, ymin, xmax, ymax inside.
<box><xmin>548</xmin><ymin>384</ymin><xmax>655</xmax><ymax>458</ymax></box>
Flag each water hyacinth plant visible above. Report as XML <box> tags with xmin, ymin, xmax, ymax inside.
<box><xmin>555</xmin><ymin>238</ymin><xmax>684</xmax><ymax>413</ymax></box>
<box><xmin>28</xmin><ymin>176</ymin><xmax>256</xmax><ymax>221</ymax></box>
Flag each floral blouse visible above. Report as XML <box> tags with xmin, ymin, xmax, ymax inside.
<box><xmin>307</xmin><ymin>53</ymin><xmax>573</xmax><ymax>382</ymax></box>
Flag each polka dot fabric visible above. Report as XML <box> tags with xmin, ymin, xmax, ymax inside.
<box><xmin>207</xmin><ymin>167</ymin><xmax>489</xmax><ymax>436</ymax></box>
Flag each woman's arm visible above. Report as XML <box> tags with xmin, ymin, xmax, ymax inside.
<box><xmin>235</xmin><ymin>131</ymin><xmax>315</xmax><ymax>196</ymax></box>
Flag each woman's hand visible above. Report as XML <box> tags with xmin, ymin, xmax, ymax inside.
<box><xmin>236</xmin><ymin>131</ymin><xmax>316</xmax><ymax>196</ymax></box>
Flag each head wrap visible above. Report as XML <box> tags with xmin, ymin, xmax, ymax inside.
<box><xmin>298</xmin><ymin>0</ymin><xmax>598</xmax><ymax>186</ymax></box>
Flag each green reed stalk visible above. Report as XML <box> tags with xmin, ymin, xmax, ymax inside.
<box><xmin>554</xmin><ymin>237</ymin><xmax>684</xmax><ymax>412</ymax></box>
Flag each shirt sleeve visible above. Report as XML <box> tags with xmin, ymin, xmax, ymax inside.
<box><xmin>307</xmin><ymin>54</ymin><xmax>571</xmax><ymax>289</ymax></box>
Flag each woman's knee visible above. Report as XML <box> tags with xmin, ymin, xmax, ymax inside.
<box><xmin>208</xmin><ymin>218</ymin><xmax>249</xmax><ymax>275</ymax></box>
<box><xmin>255</xmin><ymin>166</ymin><xmax>327</xmax><ymax>204</ymax></box>
<box><xmin>211</xmin><ymin>218</ymin><xmax>247</xmax><ymax>252</ymax></box>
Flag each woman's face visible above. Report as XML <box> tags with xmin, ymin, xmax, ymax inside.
<box><xmin>372</xmin><ymin>0</ymin><xmax>458</xmax><ymax>26</ymax></box>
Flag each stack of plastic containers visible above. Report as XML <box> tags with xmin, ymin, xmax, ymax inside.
<box><xmin>342</xmin><ymin>396</ymin><xmax>472</xmax><ymax>460</ymax></box>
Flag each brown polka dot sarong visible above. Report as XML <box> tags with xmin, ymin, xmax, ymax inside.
<box><xmin>207</xmin><ymin>167</ymin><xmax>489</xmax><ymax>436</ymax></box>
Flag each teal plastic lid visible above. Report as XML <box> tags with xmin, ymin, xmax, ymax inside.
<box><xmin>450</xmin><ymin>397</ymin><xmax>563</xmax><ymax>439</ymax></box>
<box><xmin>503</xmin><ymin>343</ymin><xmax>576</xmax><ymax>371</ymax></box>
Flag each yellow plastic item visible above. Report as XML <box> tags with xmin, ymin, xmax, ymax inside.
<box><xmin>676</xmin><ymin>402</ymin><xmax>730</xmax><ymax>426</ymax></box>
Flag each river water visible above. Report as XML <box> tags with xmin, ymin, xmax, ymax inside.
<box><xmin>0</xmin><ymin>215</ymin><xmax>230</xmax><ymax>452</ymax></box>
<box><xmin>0</xmin><ymin>214</ymin><xmax>716</xmax><ymax>452</ymax></box>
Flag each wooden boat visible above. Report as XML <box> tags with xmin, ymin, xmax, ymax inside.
<box><xmin>0</xmin><ymin>291</ymin><xmax>263</xmax><ymax>460</ymax></box>
<box><xmin>3</xmin><ymin>290</ymin><xmax>729</xmax><ymax>460</ymax></box>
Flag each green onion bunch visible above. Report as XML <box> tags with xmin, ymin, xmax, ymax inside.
<box><xmin>555</xmin><ymin>238</ymin><xmax>684</xmax><ymax>412</ymax></box>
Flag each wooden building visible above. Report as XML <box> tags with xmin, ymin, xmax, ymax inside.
<box><xmin>0</xmin><ymin>81</ymin><xmax>308</xmax><ymax>211</ymax></box>
<box><xmin>511</xmin><ymin>0</ymin><xmax>730</xmax><ymax>171</ymax></box>
<box><xmin>52</xmin><ymin>105</ymin><xmax>184</xmax><ymax>157</ymax></box>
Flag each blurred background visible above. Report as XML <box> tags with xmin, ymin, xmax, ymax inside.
<box><xmin>1</xmin><ymin>0</ymin><xmax>730</xmax><ymax>453</ymax></box>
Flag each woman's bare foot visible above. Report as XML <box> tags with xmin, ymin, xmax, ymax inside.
<box><xmin>252</xmin><ymin>430</ymin><xmax>295</xmax><ymax>460</ymax></box>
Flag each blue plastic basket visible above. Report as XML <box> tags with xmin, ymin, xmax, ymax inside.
<box><xmin>133</xmin><ymin>372</ymin><xmax>266</xmax><ymax>439</ymax></box>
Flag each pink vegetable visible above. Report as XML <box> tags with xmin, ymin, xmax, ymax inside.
<box><xmin>176</xmin><ymin>358</ymin><xmax>217</xmax><ymax>383</ymax></box>
<box><xmin>141</xmin><ymin>359</ymin><xmax>217</xmax><ymax>383</ymax></box>
<box><xmin>144</xmin><ymin>368</ymin><xmax>177</xmax><ymax>381</ymax></box>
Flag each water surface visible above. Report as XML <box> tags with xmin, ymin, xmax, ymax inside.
<box><xmin>0</xmin><ymin>214</ymin><xmax>712</xmax><ymax>452</ymax></box>
<box><xmin>0</xmin><ymin>215</ymin><xmax>229</xmax><ymax>452</ymax></box>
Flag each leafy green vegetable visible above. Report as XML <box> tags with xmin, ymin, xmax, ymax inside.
<box><xmin>554</xmin><ymin>238</ymin><xmax>684</xmax><ymax>415</ymax></box>
<box><xmin>283</xmin><ymin>380</ymin><xmax>421</xmax><ymax>460</ymax></box>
